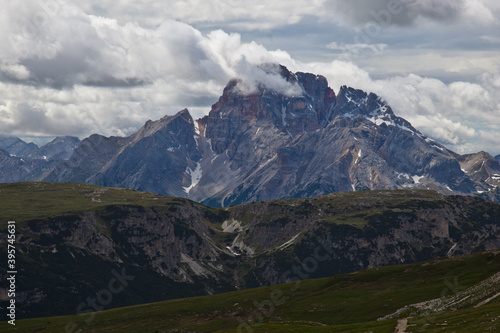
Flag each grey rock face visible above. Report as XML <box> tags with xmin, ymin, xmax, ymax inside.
<box><xmin>0</xmin><ymin>146</ymin><xmax>62</xmax><ymax>182</ymax></box>
<box><xmin>193</xmin><ymin>73</ymin><xmax>479</xmax><ymax>206</ymax></box>
<box><xmin>45</xmin><ymin>134</ymin><xmax>129</xmax><ymax>183</ymax></box>
<box><xmin>0</xmin><ymin>149</ymin><xmax>39</xmax><ymax>182</ymax></box>
<box><xmin>451</xmin><ymin>151</ymin><xmax>500</xmax><ymax>203</ymax></box>
<box><xmin>45</xmin><ymin>109</ymin><xmax>202</xmax><ymax>197</ymax></box>
<box><xmin>91</xmin><ymin>109</ymin><xmax>202</xmax><ymax>197</ymax></box>
<box><xmin>37</xmin><ymin>65</ymin><xmax>499</xmax><ymax>205</ymax></box>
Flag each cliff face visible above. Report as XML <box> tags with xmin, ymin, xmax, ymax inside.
<box><xmin>192</xmin><ymin>78</ymin><xmax>478</xmax><ymax>206</ymax></box>
<box><xmin>45</xmin><ymin>110</ymin><xmax>202</xmax><ymax>197</ymax></box>
<box><xmin>1</xmin><ymin>183</ymin><xmax>499</xmax><ymax>319</ymax></box>
<box><xmin>202</xmin><ymin>66</ymin><xmax>336</xmax><ymax>146</ymax></box>
<box><xmin>226</xmin><ymin>191</ymin><xmax>500</xmax><ymax>285</ymax></box>
<box><xmin>25</xmin><ymin>205</ymin><xmax>219</xmax><ymax>281</ymax></box>
<box><xmin>0</xmin><ymin>67</ymin><xmax>498</xmax><ymax>206</ymax></box>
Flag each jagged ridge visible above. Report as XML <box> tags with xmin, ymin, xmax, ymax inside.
<box><xmin>2</xmin><ymin>65</ymin><xmax>500</xmax><ymax>205</ymax></box>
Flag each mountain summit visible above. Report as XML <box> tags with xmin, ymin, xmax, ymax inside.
<box><xmin>7</xmin><ymin>65</ymin><xmax>500</xmax><ymax>205</ymax></box>
<box><xmin>188</xmin><ymin>65</ymin><xmax>496</xmax><ymax>206</ymax></box>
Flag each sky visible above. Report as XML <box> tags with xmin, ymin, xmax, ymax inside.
<box><xmin>0</xmin><ymin>0</ymin><xmax>499</xmax><ymax>155</ymax></box>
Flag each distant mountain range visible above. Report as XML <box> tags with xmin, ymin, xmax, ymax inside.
<box><xmin>2</xmin><ymin>65</ymin><xmax>500</xmax><ymax>205</ymax></box>
<box><xmin>0</xmin><ymin>135</ymin><xmax>80</xmax><ymax>182</ymax></box>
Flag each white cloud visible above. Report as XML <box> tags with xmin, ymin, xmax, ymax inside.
<box><xmin>69</xmin><ymin>0</ymin><xmax>324</xmax><ymax>30</ymax></box>
<box><xmin>323</xmin><ymin>0</ymin><xmax>499</xmax><ymax>28</ymax></box>
<box><xmin>230</xmin><ymin>62</ymin><xmax>303</xmax><ymax>96</ymax></box>
<box><xmin>413</xmin><ymin>115</ymin><xmax>478</xmax><ymax>146</ymax></box>
<box><xmin>0</xmin><ymin>0</ymin><xmax>306</xmax><ymax>137</ymax></box>
<box><xmin>463</xmin><ymin>0</ymin><xmax>495</xmax><ymax>25</ymax></box>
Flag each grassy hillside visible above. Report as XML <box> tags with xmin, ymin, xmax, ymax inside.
<box><xmin>2</xmin><ymin>250</ymin><xmax>499</xmax><ymax>332</ymax></box>
<box><xmin>1</xmin><ymin>182</ymin><xmax>499</xmax><ymax>329</ymax></box>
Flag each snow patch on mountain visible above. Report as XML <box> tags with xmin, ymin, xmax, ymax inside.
<box><xmin>183</xmin><ymin>162</ymin><xmax>202</xmax><ymax>194</ymax></box>
<box><xmin>413</xmin><ymin>175</ymin><xmax>425</xmax><ymax>184</ymax></box>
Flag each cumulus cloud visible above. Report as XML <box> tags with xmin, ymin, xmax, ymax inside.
<box><xmin>230</xmin><ymin>62</ymin><xmax>303</xmax><ymax>96</ymax></box>
<box><xmin>0</xmin><ymin>0</ymin><xmax>306</xmax><ymax>137</ymax></box>
<box><xmin>0</xmin><ymin>0</ymin><xmax>298</xmax><ymax>90</ymax></box>
<box><xmin>69</xmin><ymin>0</ymin><xmax>321</xmax><ymax>30</ymax></box>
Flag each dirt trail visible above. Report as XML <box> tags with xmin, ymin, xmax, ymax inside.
<box><xmin>394</xmin><ymin>318</ymin><xmax>408</xmax><ymax>333</ymax></box>
<box><xmin>475</xmin><ymin>291</ymin><xmax>500</xmax><ymax>308</ymax></box>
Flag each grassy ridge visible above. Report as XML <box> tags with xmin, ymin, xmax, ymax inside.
<box><xmin>0</xmin><ymin>182</ymin><xmax>449</xmax><ymax>229</ymax></box>
<box><xmin>2</xmin><ymin>250</ymin><xmax>499</xmax><ymax>332</ymax></box>
<box><xmin>0</xmin><ymin>182</ymin><xmax>192</xmax><ymax>228</ymax></box>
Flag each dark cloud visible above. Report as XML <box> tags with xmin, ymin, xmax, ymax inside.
<box><xmin>326</xmin><ymin>0</ymin><xmax>465</xmax><ymax>27</ymax></box>
<box><xmin>21</xmin><ymin>49</ymin><xmax>97</xmax><ymax>88</ymax></box>
<box><xmin>7</xmin><ymin>103</ymin><xmax>85</xmax><ymax>136</ymax></box>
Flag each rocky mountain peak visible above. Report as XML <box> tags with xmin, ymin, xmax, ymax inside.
<box><xmin>332</xmin><ymin>86</ymin><xmax>418</xmax><ymax>134</ymax></box>
<box><xmin>132</xmin><ymin>108</ymin><xmax>194</xmax><ymax>142</ymax></box>
<box><xmin>451</xmin><ymin>150</ymin><xmax>500</xmax><ymax>197</ymax></box>
<box><xmin>201</xmin><ymin>65</ymin><xmax>338</xmax><ymax>155</ymax></box>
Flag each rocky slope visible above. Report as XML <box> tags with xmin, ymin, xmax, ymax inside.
<box><xmin>37</xmin><ymin>65</ymin><xmax>498</xmax><ymax>206</ymax></box>
<box><xmin>1</xmin><ymin>183</ymin><xmax>499</xmax><ymax>318</ymax></box>
<box><xmin>0</xmin><ymin>149</ymin><xmax>48</xmax><ymax>182</ymax></box>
